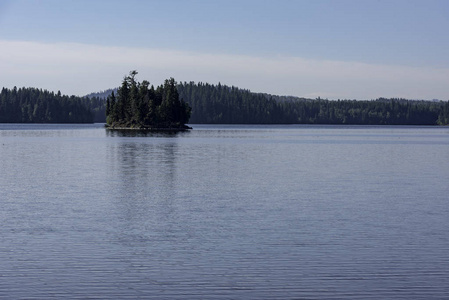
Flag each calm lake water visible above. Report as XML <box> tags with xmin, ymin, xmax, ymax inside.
<box><xmin>0</xmin><ymin>124</ymin><xmax>448</xmax><ymax>299</ymax></box>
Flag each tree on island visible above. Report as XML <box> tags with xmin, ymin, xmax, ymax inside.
<box><xmin>106</xmin><ymin>71</ymin><xmax>191</xmax><ymax>129</ymax></box>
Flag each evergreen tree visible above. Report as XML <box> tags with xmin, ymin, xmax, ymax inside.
<box><xmin>176</xmin><ymin>82</ymin><xmax>447</xmax><ymax>125</ymax></box>
<box><xmin>0</xmin><ymin>87</ymin><xmax>93</xmax><ymax>123</ymax></box>
<box><xmin>105</xmin><ymin>72</ymin><xmax>191</xmax><ymax>129</ymax></box>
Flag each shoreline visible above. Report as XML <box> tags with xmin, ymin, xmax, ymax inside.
<box><xmin>105</xmin><ymin>124</ymin><xmax>192</xmax><ymax>132</ymax></box>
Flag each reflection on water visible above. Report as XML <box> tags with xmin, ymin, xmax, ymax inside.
<box><xmin>108</xmin><ymin>133</ymin><xmax>181</xmax><ymax>247</ymax></box>
<box><xmin>106</xmin><ymin>128</ymin><xmax>189</xmax><ymax>138</ymax></box>
<box><xmin>0</xmin><ymin>124</ymin><xmax>449</xmax><ymax>299</ymax></box>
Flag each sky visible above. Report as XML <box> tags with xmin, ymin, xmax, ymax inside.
<box><xmin>0</xmin><ymin>0</ymin><xmax>448</xmax><ymax>100</ymax></box>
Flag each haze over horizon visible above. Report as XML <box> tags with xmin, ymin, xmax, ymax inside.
<box><xmin>1</xmin><ymin>0</ymin><xmax>448</xmax><ymax>100</ymax></box>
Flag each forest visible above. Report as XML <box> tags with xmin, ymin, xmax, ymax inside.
<box><xmin>177</xmin><ymin>82</ymin><xmax>449</xmax><ymax>125</ymax></box>
<box><xmin>105</xmin><ymin>71</ymin><xmax>191</xmax><ymax>129</ymax></box>
<box><xmin>1</xmin><ymin>80</ymin><xmax>449</xmax><ymax>125</ymax></box>
<box><xmin>0</xmin><ymin>87</ymin><xmax>94</xmax><ymax>123</ymax></box>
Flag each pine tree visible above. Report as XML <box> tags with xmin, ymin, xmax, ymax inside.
<box><xmin>105</xmin><ymin>72</ymin><xmax>191</xmax><ymax>129</ymax></box>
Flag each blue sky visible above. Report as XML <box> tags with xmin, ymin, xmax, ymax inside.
<box><xmin>1</xmin><ymin>0</ymin><xmax>448</xmax><ymax>99</ymax></box>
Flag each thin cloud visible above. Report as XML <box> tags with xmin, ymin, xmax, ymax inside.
<box><xmin>1</xmin><ymin>39</ymin><xmax>448</xmax><ymax>100</ymax></box>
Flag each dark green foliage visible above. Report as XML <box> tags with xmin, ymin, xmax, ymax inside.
<box><xmin>177</xmin><ymin>82</ymin><xmax>448</xmax><ymax>125</ymax></box>
<box><xmin>106</xmin><ymin>71</ymin><xmax>191</xmax><ymax>128</ymax></box>
<box><xmin>437</xmin><ymin>100</ymin><xmax>449</xmax><ymax>125</ymax></box>
<box><xmin>86</xmin><ymin>96</ymin><xmax>106</xmax><ymax>123</ymax></box>
<box><xmin>177</xmin><ymin>82</ymin><xmax>282</xmax><ymax>124</ymax></box>
<box><xmin>0</xmin><ymin>87</ymin><xmax>93</xmax><ymax>123</ymax></box>
<box><xmin>6</xmin><ymin>81</ymin><xmax>445</xmax><ymax>126</ymax></box>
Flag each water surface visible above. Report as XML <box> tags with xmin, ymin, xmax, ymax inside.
<box><xmin>1</xmin><ymin>124</ymin><xmax>448</xmax><ymax>299</ymax></box>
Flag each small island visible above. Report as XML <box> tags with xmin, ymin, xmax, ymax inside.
<box><xmin>105</xmin><ymin>71</ymin><xmax>191</xmax><ymax>131</ymax></box>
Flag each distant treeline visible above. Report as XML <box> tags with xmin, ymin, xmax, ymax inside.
<box><xmin>177</xmin><ymin>82</ymin><xmax>449</xmax><ymax>125</ymax></box>
<box><xmin>0</xmin><ymin>87</ymin><xmax>96</xmax><ymax>123</ymax></box>
<box><xmin>1</xmin><ymin>83</ymin><xmax>449</xmax><ymax>125</ymax></box>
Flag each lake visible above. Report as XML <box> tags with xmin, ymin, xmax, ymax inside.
<box><xmin>1</xmin><ymin>124</ymin><xmax>448</xmax><ymax>299</ymax></box>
